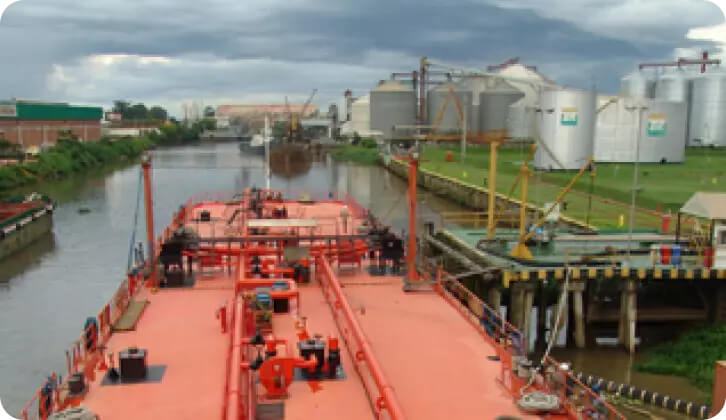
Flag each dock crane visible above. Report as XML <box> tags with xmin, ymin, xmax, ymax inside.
<box><xmin>284</xmin><ymin>89</ymin><xmax>317</xmax><ymax>143</ymax></box>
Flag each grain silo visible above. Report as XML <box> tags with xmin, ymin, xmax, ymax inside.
<box><xmin>620</xmin><ymin>71</ymin><xmax>655</xmax><ymax>98</ymax></box>
<box><xmin>534</xmin><ymin>88</ymin><xmax>596</xmax><ymax>170</ymax></box>
<box><xmin>350</xmin><ymin>94</ymin><xmax>371</xmax><ymax>134</ymax></box>
<box><xmin>688</xmin><ymin>72</ymin><xmax>726</xmax><ymax>146</ymax></box>
<box><xmin>455</xmin><ymin>76</ymin><xmax>500</xmax><ymax>133</ymax></box>
<box><xmin>594</xmin><ymin>96</ymin><xmax>687</xmax><ymax>163</ymax></box>
<box><xmin>370</xmin><ymin>80</ymin><xmax>417</xmax><ymax>140</ymax></box>
<box><xmin>479</xmin><ymin>85</ymin><xmax>524</xmax><ymax>134</ymax></box>
<box><xmin>498</xmin><ymin>64</ymin><xmax>553</xmax><ymax>140</ymax></box>
<box><xmin>426</xmin><ymin>83</ymin><xmax>472</xmax><ymax>133</ymax></box>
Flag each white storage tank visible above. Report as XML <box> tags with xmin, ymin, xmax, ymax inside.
<box><xmin>350</xmin><ymin>94</ymin><xmax>371</xmax><ymax>134</ymax></box>
<box><xmin>620</xmin><ymin>71</ymin><xmax>655</xmax><ymax>98</ymax></box>
<box><xmin>370</xmin><ymin>80</ymin><xmax>417</xmax><ymax>140</ymax></box>
<box><xmin>426</xmin><ymin>83</ymin><xmax>472</xmax><ymax>133</ymax></box>
<box><xmin>594</xmin><ymin>96</ymin><xmax>687</xmax><ymax>163</ymax></box>
<box><xmin>534</xmin><ymin>89</ymin><xmax>596</xmax><ymax>170</ymax></box>
<box><xmin>688</xmin><ymin>72</ymin><xmax>726</xmax><ymax>147</ymax></box>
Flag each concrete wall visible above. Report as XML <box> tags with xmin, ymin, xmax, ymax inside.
<box><xmin>0</xmin><ymin>212</ymin><xmax>52</xmax><ymax>260</ymax></box>
<box><xmin>0</xmin><ymin>120</ymin><xmax>102</xmax><ymax>150</ymax></box>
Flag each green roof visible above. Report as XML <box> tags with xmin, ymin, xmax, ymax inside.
<box><xmin>0</xmin><ymin>101</ymin><xmax>102</xmax><ymax>121</ymax></box>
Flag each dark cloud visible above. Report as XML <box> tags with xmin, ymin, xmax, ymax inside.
<box><xmin>0</xmin><ymin>0</ymin><xmax>720</xmax><ymax>113</ymax></box>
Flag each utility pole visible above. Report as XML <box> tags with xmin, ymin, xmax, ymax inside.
<box><xmin>460</xmin><ymin>105</ymin><xmax>467</xmax><ymax>163</ymax></box>
<box><xmin>625</xmin><ymin>102</ymin><xmax>648</xmax><ymax>262</ymax></box>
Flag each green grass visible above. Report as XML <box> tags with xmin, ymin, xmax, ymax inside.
<box><xmin>330</xmin><ymin>144</ymin><xmax>381</xmax><ymax>165</ymax></box>
<box><xmin>418</xmin><ymin>145</ymin><xmax>726</xmax><ymax>229</ymax></box>
<box><xmin>0</xmin><ymin>137</ymin><xmax>153</xmax><ymax>192</ymax></box>
<box><xmin>637</xmin><ymin>324</ymin><xmax>726</xmax><ymax>396</ymax></box>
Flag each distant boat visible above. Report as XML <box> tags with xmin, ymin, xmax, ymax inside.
<box><xmin>238</xmin><ymin>134</ymin><xmax>276</xmax><ymax>155</ymax></box>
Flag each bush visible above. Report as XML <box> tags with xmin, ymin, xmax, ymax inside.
<box><xmin>360</xmin><ymin>138</ymin><xmax>377</xmax><ymax>149</ymax></box>
<box><xmin>0</xmin><ymin>136</ymin><xmax>153</xmax><ymax>191</ymax></box>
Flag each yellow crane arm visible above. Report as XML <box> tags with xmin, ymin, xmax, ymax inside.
<box><xmin>520</xmin><ymin>157</ymin><xmax>593</xmax><ymax>245</ymax></box>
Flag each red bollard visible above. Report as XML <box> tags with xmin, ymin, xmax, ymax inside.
<box><xmin>661</xmin><ymin>214</ymin><xmax>672</xmax><ymax>233</ymax></box>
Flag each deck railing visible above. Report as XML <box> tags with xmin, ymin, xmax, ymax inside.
<box><xmin>316</xmin><ymin>256</ymin><xmax>407</xmax><ymax>420</ymax></box>
<box><xmin>20</xmin><ymin>262</ymin><xmax>145</xmax><ymax>420</ymax></box>
<box><xmin>424</xmin><ymin>263</ymin><xmax>625</xmax><ymax>419</ymax></box>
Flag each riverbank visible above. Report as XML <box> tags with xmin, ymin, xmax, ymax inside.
<box><xmin>637</xmin><ymin>324</ymin><xmax>726</xmax><ymax>400</ymax></box>
<box><xmin>0</xmin><ymin>137</ymin><xmax>153</xmax><ymax>193</ymax></box>
<box><xmin>329</xmin><ymin>142</ymin><xmax>380</xmax><ymax>164</ymax></box>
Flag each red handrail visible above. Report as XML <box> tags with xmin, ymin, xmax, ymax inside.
<box><xmin>317</xmin><ymin>256</ymin><xmax>406</xmax><ymax>420</ymax></box>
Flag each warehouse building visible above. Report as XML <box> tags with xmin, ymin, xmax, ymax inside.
<box><xmin>0</xmin><ymin>100</ymin><xmax>103</xmax><ymax>151</ymax></box>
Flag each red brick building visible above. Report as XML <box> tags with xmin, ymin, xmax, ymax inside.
<box><xmin>0</xmin><ymin>101</ymin><xmax>103</xmax><ymax>151</ymax></box>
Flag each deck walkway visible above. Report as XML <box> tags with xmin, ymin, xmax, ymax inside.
<box><xmin>339</xmin><ymin>271</ymin><xmax>536</xmax><ymax>420</ymax></box>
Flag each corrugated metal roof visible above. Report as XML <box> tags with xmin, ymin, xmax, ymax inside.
<box><xmin>680</xmin><ymin>192</ymin><xmax>726</xmax><ymax>219</ymax></box>
<box><xmin>0</xmin><ymin>100</ymin><xmax>102</xmax><ymax>121</ymax></box>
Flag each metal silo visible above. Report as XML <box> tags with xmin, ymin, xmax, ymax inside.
<box><xmin>426</xmin><ymin>83</ymin><xmax>472</xmax><ymax>133</ymax></box>
<box><xmin>479</xmin><ymin>85</ymin><xmax>524</xmax><ymax>132</ymax></box>
<box><xmin>655</xmin><ymin>71</ymin><xmax>690</xmax><ymax>103</ymax></box>
<box><xmin>455</xmin><ymin>76</ymin><xmax>499</xmax><ymax>133</ymax></box>
<box><xmin>688</xmin><ymin>72</ymin><xmax>726</xmax><ymax>147</ymax></box>
<box><xmin>534</xmin><ymin>89</ymin><xmax>596</xmax><ymax>170</ymax></box>
<box><xmin>620</xmin><ymin>71</ymin><xmax>655</xmax><ymax>98</ymax></box>
<box><xmin>594</xmin><ymin>97</ymin><xmax>687</xmax><ymax>163</ymax></box>
<box><xmin>370</xmin><ymin>80</ymin><xmax>417</xmax><ymax>140</ymax></box>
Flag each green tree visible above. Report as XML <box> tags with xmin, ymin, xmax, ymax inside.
<box><xmin>112</xmin><ymin>100</ymin><xmax>130</xmax><ymax>117</ymax></box>
<box><xmin>127</xmin><ymin>103</ymin><xmax>149</xmax><ymax>120</ymax></box>
<box><xmin>149</xmin><ymin>106</ymin><xmax>168</xmax><ymax>121</ymax></box>
<box><xmin>204</xmin><ymin>105</ymin><xmax>215</xmax><ymax>118</ymax></box>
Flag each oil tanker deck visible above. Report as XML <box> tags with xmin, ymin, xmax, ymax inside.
<box><xmin>20</xmin><ymin>156</ymin><xmax>623</xmax><ymax>420</ymax></box>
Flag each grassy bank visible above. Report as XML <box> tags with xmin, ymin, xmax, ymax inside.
<box><xmin>417</xmin><ymin>145</ymin><xmax>726</xmax><ymax>229</ymax></box>
<box><xmin>0</xmin><ymin>119</ymin><xmax>214</xmax><ymax>193</ymax></box>
<box><xmin>637</xmin><ymin>324</ymin><xmax>726</xmax><ymax>398</ymax></box>
<box><xmin>0</xmin><ymin>137</ymin><xmax>153</xmax><ymax>192</ymax></box>
<box><xmin>330</xmin><ymin>142</ymin><xmax>381</xmax><ymax>165</ymax></box>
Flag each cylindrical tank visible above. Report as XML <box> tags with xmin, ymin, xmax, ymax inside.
<box><xmin>534</xmin><ymin>89</ymin><xmax>596</xmax><ymax>170</ymax></box>
<box><xmin>455</xmin><ymin>76</ymin><xmax>500</xmax><ymax>133</ymax></box>
<box><xmin>350</xmin><ymin>94</ymin><xmax>370</xmax><ymax>134</ymax></box>
<box><xmin>655</xmin><ymin>71</ymin><xmax>690</xmax><ymax>103</ymax></box>
<box><xmin>594</xmin><ymin>98</ymin><xmax>687</xmax><ymax>163</ymax></box>
<box><xmin>426</xmin><ymin>83</ymin><xmax>472</xmax><ymax>133</ymax></box>
<box><xmin>507</xmin><ymin>102</ymin><xmax>536</xmax><ymax>140</ymax></box>
<box><xmin>370</xmin><ymin>81</ymin><xmax>417</xmax><ymax>140</ymax></box>
<box><xmin>479</xmin><ymin>86</ymin><xmax>524</xmax><ymax>133</ymax></box>
<box><xmin>688</xmin><ymin>72</ymin><xmax>726</xmax><ymax>146</ymax></box>
<box><xmin>620</xmin><ymin>72</ymin><xmax>655</xmax><ymax>98</ymax></box>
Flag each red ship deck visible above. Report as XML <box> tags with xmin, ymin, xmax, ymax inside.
<box><xmin>341</xmin><ymin>275</ymin><xmax>536</xmax><ymax>420</ymax></box>
<box><xmin>26</xmin><ymin>189</ymin><xmax>622</xmax><ymax>420</ymax></box>
<box><xmin>83</xmin><ymin>276</ymin><xmax>234</xmax><ymax>419</ymax></box>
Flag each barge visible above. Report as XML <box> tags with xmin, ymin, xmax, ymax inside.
<box><xmin>0</xmin><ymin>194</ymin><xmax>54</xmax><ymax>261</ymax></box>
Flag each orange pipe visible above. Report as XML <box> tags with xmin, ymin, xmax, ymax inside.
<box><xmin>142</xmin><ymin>156</ymin><xmax>157</xmax><ymax>289</ymax></box>
<box><xmin>407</xmin><ymin>156</ymin><xmax>419</xmax><ymax>282</ymax></box>
<box><xmin>226</xmin><ymin>295</ymin><xmax>245</xmax><ymax>420</ymax></box>
<box><xmin>319</xmin><ymin>256</ymin><xmax>406</xmax><ymax>420</ymax></box>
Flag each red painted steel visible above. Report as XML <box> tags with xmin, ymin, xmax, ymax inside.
<box><xmin>317</xmin><ymin>256</ymin><xmax>407</xmax><ymax>420</ymax></box>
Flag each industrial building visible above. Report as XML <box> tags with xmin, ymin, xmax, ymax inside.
<box><xmin>0</xmin><ymin>100</ymin><xmax>103</xmax><ymax>151</ymax></box>
<box><xmin>216</xmin><ymin>104</ymin><xmax>319</xmax><ymax>132</ymax></box>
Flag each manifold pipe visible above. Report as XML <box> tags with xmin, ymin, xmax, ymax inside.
<box><xmin>574</xmin><ymin>371</ymin><xmax>711</xmax><ymax>419</ymax></box>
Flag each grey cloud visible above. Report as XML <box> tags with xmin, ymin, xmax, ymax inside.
<box><xmin>0</xmin><ymin>0</ymin><xmax>720</xmax><ymax>111</ymax></box>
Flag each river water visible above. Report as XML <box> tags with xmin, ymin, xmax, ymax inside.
<box><xmin>0</xmin><ymin>142</ymin><xmax>707</xmax><ymax>417</ymax></box>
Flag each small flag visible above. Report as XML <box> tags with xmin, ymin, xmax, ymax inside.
<box><xmin>713</xmin><ymin>177</ymin><xmax>718</xmax><ymax>185</ymax></box>
<box><xmin>618</xmin><ymin>214</ymin><xmax>625</xmax><ymax>228</ymax></box>
<box><xmin>462</xmin><ymin>171</ymin><xmax>468</xmax><ymax>178</ymax></box>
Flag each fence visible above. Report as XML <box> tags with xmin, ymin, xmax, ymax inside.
<box><xmin>20</xmin><ymin>262</ymin><xmax>145</xmax><ymax>420</ymax></box>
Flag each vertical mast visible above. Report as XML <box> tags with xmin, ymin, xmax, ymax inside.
<box><xmin>265</xmin><ymin>115</ymin><xmax>271</xmax><ymax>190</ymax></box>
<box><xmin>406</xmin><ymin>151</ymin><xmax>420</xmax><ymax>284</ymax></box>
<box><xmin>142</xmin><ymin>154</ymin><xmax>156</xmax><ymax>288</ymax></box>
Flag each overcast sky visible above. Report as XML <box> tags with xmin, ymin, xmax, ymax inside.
<box><xmin>0</xmin><ymin>0</ymin><xmax>724</xmax><ymax>116</ymax></box>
